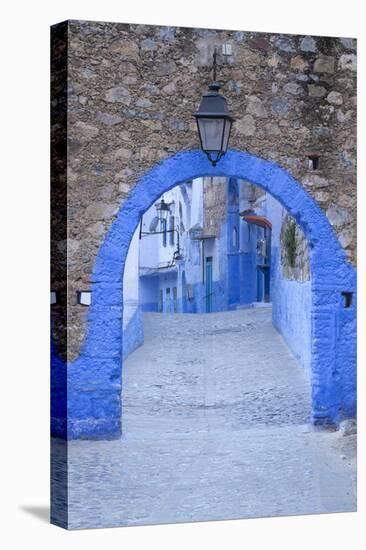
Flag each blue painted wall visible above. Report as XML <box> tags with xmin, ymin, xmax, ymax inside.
<box><xmin>239</xmin><ymin>221</ymin><xmax>258</xmax><ymax>306</ymax></box>
<box><xmin>264</xmin><ymin>195</ymin><xmax>313</xmax><ymax>373</ymax></box>
<box><xmin>122</xmin><ymin>307</ymin><xmax>144</xmax><ymax>360</ymax></box>
<box><xmin>272</xmin><ymin>266</ymin><xmax>312</xmax><ymax>372</ymax></box>
<box><xmin>51</xmin><ymin>150</ymin><xmax>356</xmax><ymax>439</ymax></box>
<box><xmin>228</xmin><ymin>254</ymin><xmax>240</xmax><ymax>307</ymax></box>
<box><xmin>140</xmin><ymin>275</ymin><xmax>159</xmax><ymax>312</ymax></box>
<box><xmin>239</xmin><ymin>252</ymin><xmax>257</xmax><ymax>305</ymax></box>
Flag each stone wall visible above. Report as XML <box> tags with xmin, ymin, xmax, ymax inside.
<box><xmin>281</xmin><ymin>214</ymin><xmax>311</xmax><ymax>281</ymax></box>
<box><xmin>51</xmin><ymin>20</ymin><xmax>356</xmax><ymax>361</ymax></box>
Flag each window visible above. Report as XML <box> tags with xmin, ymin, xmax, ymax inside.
<box><xmin>149</xmin><ymin>216</ymin><xmax>159</xmax><ymax>232</ymax></box>
<box><xmin>166</xmin><ymin>287</ymin><xmax>171</xmax><ymax>313</ymax></box>
<box><xmin>169</xmin><ymin>216</ymin><xmax>175</xmax><ymax>246</ymax></box>
<box><xmin>161</xmin><ymin>219</ymin><xmax>167</xmax><ymax>247</ymax></box>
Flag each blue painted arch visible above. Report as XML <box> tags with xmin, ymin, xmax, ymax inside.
<box><xmin>56</xmin><ymin>149</ymin><xmax>356</xmax><ymax>439</ymax></box>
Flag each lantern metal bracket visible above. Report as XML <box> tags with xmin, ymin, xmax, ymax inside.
<box><xmin>212</xmin><ymin>47</ymin><xmax>217</xmax><ymax>82</ymax></box>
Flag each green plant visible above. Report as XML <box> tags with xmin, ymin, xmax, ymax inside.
<box><xmin>283</xmin><ymin>220</ymin><xmax>297</xmax><ymax>268</ymax></box>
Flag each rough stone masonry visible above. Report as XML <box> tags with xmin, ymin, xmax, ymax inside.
<box><xmin>51</xmin><ymin>20</ymin><xmax>356</xmax><ymax>361</ymax></box>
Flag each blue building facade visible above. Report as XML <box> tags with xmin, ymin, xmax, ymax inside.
<box><xmin>122</xmin><ymin>174</ymin><xmax>313</xmax><ymax>378</ymax></box>
<box><xmin>137</xmin><ymin>177</ymin><xmax>274</xmax><ymax>315</ymax></box>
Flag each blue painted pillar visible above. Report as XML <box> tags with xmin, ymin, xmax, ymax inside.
<box><xmin>67</xmin><ymin>281</ymin><xmax>124</xmax><ymax>439</ymax></box>
<box><xmin>310</xmin><ymin>245</ymin><xmax>356</xmax><ymax>424</ymax></box>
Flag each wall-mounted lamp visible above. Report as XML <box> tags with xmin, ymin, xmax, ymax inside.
<box><xmin>194</xmin><ymin>48</ymin><xmax>234</xmax><ymax>166</ymax></box>
<box><xmin>173</xmin><ymin>249</ymin><xmax>184</xmax><ymax>262</ymax></box>
<box><xmin>76</xmin><ymin>290</ymin><xmax>92</xmax><ymax>306</ymax></box>
<box><xmin>155</xmin><ymin>198</ymin><xmax>170</xmax><ymax>222</ymax></box>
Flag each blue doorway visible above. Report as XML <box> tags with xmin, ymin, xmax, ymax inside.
<box><xmin>205</xmin><ymin>257</ymin><xmax>213</xmax><ymax>313</ymax></box>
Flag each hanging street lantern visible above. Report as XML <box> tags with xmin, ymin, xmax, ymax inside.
<box><xmin>155</xmin><ymin>198</ymin><xmax>170</xmax><ymax>221</ymax></box>
<box><xmin>193</xmin><ymin>48</ymin><xmax>234</xmax><ymax>166</ymax></box>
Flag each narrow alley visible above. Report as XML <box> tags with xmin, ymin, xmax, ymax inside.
<box><xmin>64</xmin><ymin>308</ymin><xmax>356</xmax><ymax>529</ymax></box>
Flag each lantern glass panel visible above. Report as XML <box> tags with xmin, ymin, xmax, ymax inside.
<box><xmin>198</xmin><ymin>117</ymin><xmax>225</xmax><ymax>152</ymax></box>
<box><xmin>222</xmin><ymin>118</ymin><xmax>232</xmax><ymax>152</ymax></box>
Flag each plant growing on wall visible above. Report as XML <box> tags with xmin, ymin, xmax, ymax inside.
<box><xmin>283</xmin><ymin>219</ymin><xmax>297</xmax><ymax>268</ymax></box>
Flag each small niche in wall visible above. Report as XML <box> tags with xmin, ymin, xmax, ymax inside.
<box><xmin>307</xmin><ymin>154</ymin><xmax>320</xmax><ymax>170</ymax></box>
<box><xmin>51</xmin><ymin>290</ymin><xmax>60</xmax><ymax>305</ymax></box>
<box><xmin>76</xmin><ymin>290</ymin><xmax>92</xmax><ymax>306</ymax></box>
<box><xmin>341</xmin><ymin>291</ymin><xmax>353</xmax><ymax>308</ymax></box>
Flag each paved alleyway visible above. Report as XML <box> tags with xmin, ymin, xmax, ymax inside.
<box><xmin>64</xmin><ymin>308</ymin><xmax>356</xmax><ymax>529</ymax></box>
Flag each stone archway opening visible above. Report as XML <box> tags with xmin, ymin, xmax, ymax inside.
<box><xmin>121</xmin><ymin>175</ymin><xmax>313</xmax><ymax>439</ymax></box>
<box><xmin>64</xmin><ymin>149</ymin><xmax>356</xmax><ymax>440</ymax></box>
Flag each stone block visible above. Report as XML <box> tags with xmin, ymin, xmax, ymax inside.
<box><xmin>95</xmin><ymin>111</ymin><xmax>123</xmax><ymax>125</ymax></box>
<box><xmin>136</xmin><ymin>97</ymin><xmax>152</xmax><ymax>108</ymax></box>
<box><xmin>300</xmin><ymin>36</ymin><xmax>317</xmax><ymax>52</ymax></box>
<box><xmin>336</xmin><ymin>110</ymin><xmax>352</xmax><ymax>123</ymax></box>
<box><xmin>246</xmin><ymin>95</ymin><xmax>267</xmax><ymax>117</ymax></box>
<box><xmin>338</xmin><ymin>229</ymin><xmax>353</xmax><ymax>248</ymax></box>
<box><xmin>162</xmin><ymin>81</ymin><xmax>177</xmax><ymax>95</ymax></box>
<box><xmin>303</xmin><ymin>174</ymin><xmax>329</xmax><ymax>188</ymax></box>
<box><xmin>283</xmin><ymin>82</ymin><xmax>304</xmax><ymax>95</ymax></box>
<box><xmin>326</xmin><ymin>205</ymin><xmax>351</xmax><ymax>227</ymax></box>
<box><xmin>85</xmin><ymin>202</ymin><xmax>118</xmax><ymax>221</ymax></box>
<box><xmin>105</xmin><ymin>86</ymin><xmax>131</xmax><ymax>104</ymax></box>
<box><xmin>140</xmin><ymin>38</ymin><xmax>158</xmax><ymax>51</ymax></box>
<box><xmin>326</xmin><ymin>91</ymin><xmax>343</xmax><ymax>105</ymax></box>
<box><xmin>313</xmin><ymin>55</ymin><xmax>335</xmax><ymax>73</ymax></box>
<box><xmin>339</xmin><ymin>37</ymin><xmax>356</xmax><ymax>50</ymax></box>
<box><xmin>155</xmin><ymin>61</ymin><xmax>177</xmax><ymax>75</ymax></box>
<box><xmin>275</xmin><ymin>36</ymin><xmax>295</xmax><ymax>52</ymax></box>
<box><xmin>338</xmin><ymin>54</ymin><xmax>357</xmax><ymax>71</ymax></box>
<box><xmin>265</xmin><ymin>122</ymin><xmax>281</xmax><ymax>136</ymax></box>
<box><xmin>108</xmin><ymin>147</ymin><xmax>132</xmax><ymax>161</ymax></box>
<box><xmin>290</xmin><ymin>56</ymin><xmax>308</xmax><ymax>71</ymax></box>
<box><xmin>73</xmin><ymin>121</ymin><xmax>99</xmax><ymax>143</ymax></box>
<box><xmin>108</xmin><ymin>39</ymin><xmax>139</xmax><ymax>59</ymax></box>
<box><xmin>270</xmin><ymin>97</ymin><xmax>290</xmax><ymax>117</ymax></box>
<box><xmin>236</xmin><ymin>114</ymin><xmax>256</xmax><ymax>136</ymax></box>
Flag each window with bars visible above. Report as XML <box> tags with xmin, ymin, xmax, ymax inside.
<box><xmin>161</xmin><ymin>219</ymin><xmax>167</xmax><ymax>247</ymax></box>
<box><xmin>169</xmin><ymin>216</ymin><xmax>175</xmax><ymax>246</ymax></box>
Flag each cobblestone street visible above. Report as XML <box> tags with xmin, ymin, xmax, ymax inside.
<box><xmin>64</xmin><ymin>308</ymin><xmax>356</xmax><ymax>529</ymax></box>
